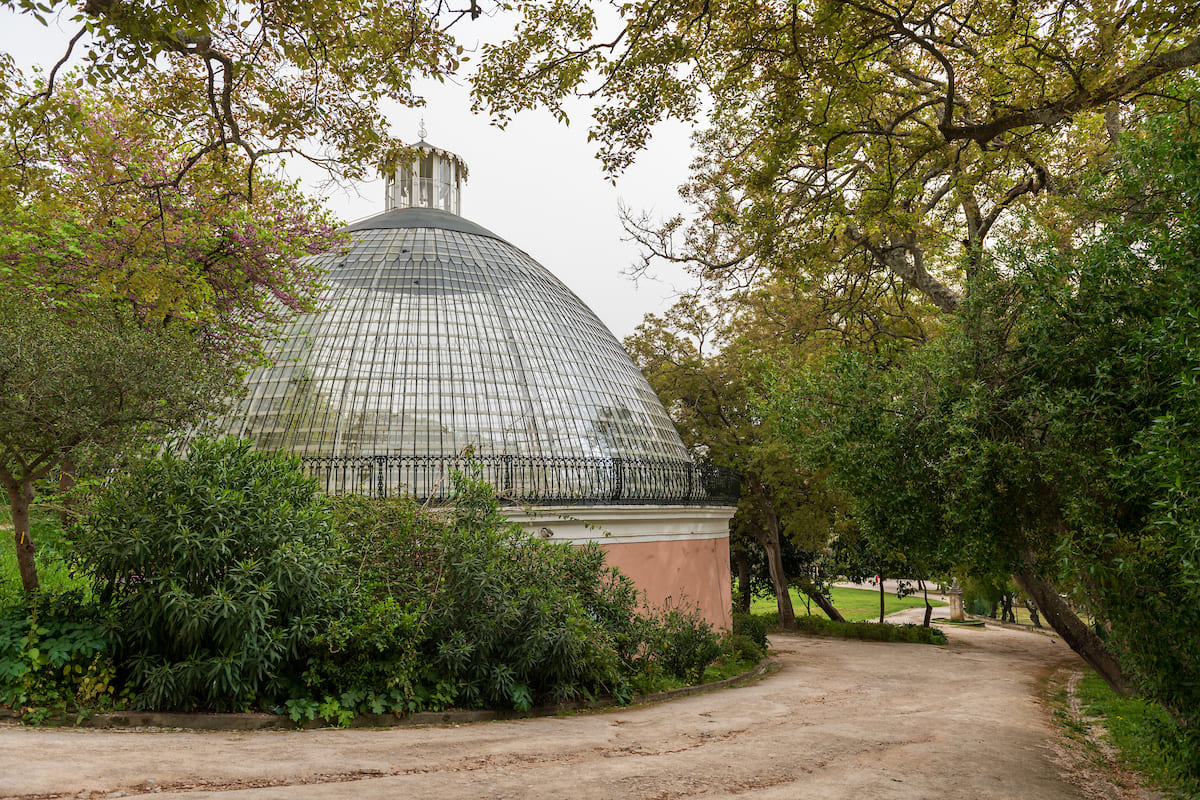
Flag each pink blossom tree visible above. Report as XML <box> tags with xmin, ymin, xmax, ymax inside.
<box><xmin>0</xmin><ymin>85</ymin><xmax>338</xmax><ymax>593</ymax></box>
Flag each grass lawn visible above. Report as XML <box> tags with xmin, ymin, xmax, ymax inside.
<box><xmin>0</xmin><ymin>511</ymin><xmax>86</xmax><ymax>602</ymax></box>
<box><xmin>748</xmin><ymin>585</ymin><xmax>945</xmax><ymax>622</ymax></box>
<box><xmin>1072</xmin><ymin>673</ymin><xmax>1199</xmax><ymax>797</ymax></box>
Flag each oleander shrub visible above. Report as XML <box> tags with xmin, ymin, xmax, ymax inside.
<box><xmin>298</xmin><ymin>473</ymin><xmax>722</xmax><ymax>719</ymax></box>
<box><xmin>307</xmin><ymin>476</ymin><xmax>643</xmax><ymax>713</ymax></box>
<box><xmin>73</xmin><ymin>437</ymin><xmax>337</xmax><ymax>711</ymax></box>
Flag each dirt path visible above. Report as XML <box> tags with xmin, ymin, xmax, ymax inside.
<box><xmin>0</xmin><ymin>625</ymin><xmax>1116</xmax><ymax>799</ymax></box>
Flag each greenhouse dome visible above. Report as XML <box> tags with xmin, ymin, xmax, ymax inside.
<box><xmin>210</xmin><ymin>134</ymin><xmax>736</xmax><ymax>628</ymax></box>
<box><xmin>213</xmin><ymin>138</ymin><xmax>733</xmax><ymax>506</ymax></box>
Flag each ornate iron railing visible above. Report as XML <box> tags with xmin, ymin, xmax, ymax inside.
<box><xmin>298</xmin><ymin>454</ymin><xmax>740</xmax><ymax>506</ymax></box>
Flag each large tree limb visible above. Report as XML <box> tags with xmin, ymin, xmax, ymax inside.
<box><xmin>939</xmin><ymin>35</ymin><xmax>1200</xmax><ymax>145</ymax></box>
<box><xmin>844</xmin><ymin>225</ymin><xmax>961</xmax><ymax>312</ymax></box>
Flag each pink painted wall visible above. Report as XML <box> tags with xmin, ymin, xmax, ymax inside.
<box><xmin>597</xmin><ymin>537</ymin><xmax>732</xmax><ymax>631</ymax></box>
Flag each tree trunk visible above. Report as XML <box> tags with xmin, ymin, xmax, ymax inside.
<box><xmin>795</xmin><ymin>576</ymin><xmax>846</xmax><ymax>622</ymax></box>
<box><xmin>58</xmin><ymin>455</ymin><xmax>77</xmax><ymax>527</ymax></box>
<box><xmin>878</xmin><ymin>577</ymin><xmax>886</xmax><ymax>624</ymax></box>
<box><xmin>1012</xmin><ymin>558</ymin><xmax>1128</xmax><ymax>696</ymax></box>
<box><xmin>919</xmin><ymin>578</ymin><xmax>932</xmax><ymax>627</ymax></box>
<box><xmin>734</xmin><ymin>550</ymin><xmax>751</xmax><ymax>614</ymax></box>
<box><xmin>749</xmin><ymin>478</ymin><xmax>796</xmax><ymax>631</ymax></box>
<box><xmin>6</xmin><ymin>478</ymin><xmax>39</xmax><ymax>593</ymax></box>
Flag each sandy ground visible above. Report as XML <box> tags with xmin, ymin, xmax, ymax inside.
<box><xmin>0</xmin><ymin>617</ymin><xmax>1144</xmax><ymax>800</ymax></box>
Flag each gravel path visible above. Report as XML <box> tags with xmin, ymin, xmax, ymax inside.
<box><xmin>0</xmin><ymin>624</ymin><xmax>1121</xmax><ymax>799</ymax></box>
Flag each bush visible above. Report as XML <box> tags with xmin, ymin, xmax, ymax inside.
<box><xmin>306</xmin><ymin>476</ymin><xmax>650</xmax><ymax>714</ymax></box>
<box><xmin>298</xmin><ymin>494</ymin><xmax>438</xmax><ymax>713</ymax></box>
<box><xmin>720</xmin><ymin>632</ymin><xmax>764</xmax><ymax>664</ymax></box>
<box><xmin>793</xmin><ymin>614</ymin><xmax>947</xmax><ymax>644</ymax></box>
<box><xmin>732</xmin><ymin>610</ymin><xmax>770</xmax><ymax>651</ymax></box>
<box><xmin>653</xmin><ymin>606</ymin><xmax>722</xmax><ymax>684</ymax></box>
<box><xmin>73</xmin><ymin>438</ymin><xmax>337</xmax><ymax>711</ymax></box>
<box><xmin>0</xmin><ymin>592</ymin><xmax>121</xmax><ymax>722</ymax></box>
<box><xmin>300</xmin><ymin>473</ymin><xmax>723</xmax><ymax>718</ymax></box>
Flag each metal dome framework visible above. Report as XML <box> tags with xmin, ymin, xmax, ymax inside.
<box><xmin>214</xmin><ymin>207</ymin><xmax>736</xmax><ymax>505</ymax></box>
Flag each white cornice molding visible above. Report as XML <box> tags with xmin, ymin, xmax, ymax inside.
<box><xmin>504</xmin><ymin>504</ymin><xmax>734</xmax><ymax>545</ymax></box>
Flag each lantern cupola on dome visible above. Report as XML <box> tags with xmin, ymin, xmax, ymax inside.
<box><xmin>382</xmin><ymin>121</ymin><xmax>466</xmax><ymax>215</ymax></box>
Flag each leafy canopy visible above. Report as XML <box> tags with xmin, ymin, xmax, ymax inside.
<box><xmin>2</xmin><ymin>0</ymin><xmax>473</xmax><ymax>187</ymax></box>
<box><xmin>0</xmin><ymin>84</ymin><xmax>338</xmax><ymax>363</ymax></box>
<box><xmin>474</xmin><ymin>1</ymin><xmax>1200</xmax><ymax>316</ymax></box>
<box><xmin>769</xmin><ymin>110</ymin><xmax>1200</xmax><ymax>768</ymax></box>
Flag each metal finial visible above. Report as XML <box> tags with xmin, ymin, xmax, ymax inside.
<box><xmin>418</xmin><ymin>118</ymin><xmax>427</xmax><ymax>140</ymax></box>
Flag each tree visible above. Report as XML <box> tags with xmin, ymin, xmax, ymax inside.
<box><xmin>0</xmin><ymin>297</ymin><xmax>230</xmax><ymax>593</ymax></box>
<box><xmin>773</xmin><ymin>110</ymin><xmax>1200</xmax><ymax>728</ymax></box>
<box><xmin>1</xmin><ymin>86</ymin><xmax>338</xmax><ymax>359</ymax></box>
<box><xmin>771</xmin><ymin>308</ymin><xmax>1131</xmax><ymax>690</ymax></box>
<box><xmin>475</xmin><ymin>1</ymin><xmax>1200</xmax><ymax>315</ymax></box>
<box><xmin>473</xmin><ymin>0</ymin><xmax>1200</xmax><ymax>700</ymax></box>
<box><xmin>0</xmin><ymin>88</ymin><xmax>336</xmax><ymax>592</ymax></box>
<box><xmin>3</xmin><ymin>0</ymin><xmax>475</xmax><ymax>190</ymax></box>
<box><xmin>625</xmin><ymin>294</ymin><xmax>853</xmax><ymax>628</ymax></box>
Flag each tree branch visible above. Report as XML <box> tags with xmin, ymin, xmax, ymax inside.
<box><xmin>940</xmin><ymin>35</ymin><xmax>1200</xmax><ymax>144</ymax></box>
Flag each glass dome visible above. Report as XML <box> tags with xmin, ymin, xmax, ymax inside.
<box><xmin>210</xmin><ymin>206</ymin><xmax>708</xmax><ymax>501</ymax></box>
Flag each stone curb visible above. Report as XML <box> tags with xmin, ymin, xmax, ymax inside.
<box><xmin>0</xmin><ymin>661</ymin><xmax>771</xmax><ymax>732</ymax></box>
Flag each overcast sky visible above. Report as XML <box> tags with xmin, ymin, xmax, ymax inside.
<box><xmin>1</xmin><ymin>8</ymin><xmax>699</xmax><ymax>339</ymax></box>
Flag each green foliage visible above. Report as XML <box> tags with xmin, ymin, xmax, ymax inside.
<box><xmin>1007</xmin><ymin>116</ymin><xmax>1200</xmax><ymax>736</ymax></box>
<box><xmin>624</xmin><ymin>296</ymin><xmax>854</xmax><ymax>629</ymax></box>
<box><xmin>720</xmin><ymin>632</ymin><xmax>764</xmax><ymax>665</ymax></box>
<box><xmin>298</xmin><ymin>495</ymin><xmax>436</xmax><ymax>713</ymax></box>
<box><xmin>301</xmin><ymin>474</ymin><xmax>721</xmax><ymax>719</ymax></box>
<box><xmin>0</xmin><ymin>592</ymin><xmax>123</xmax><ymax>722</ymax></box>
<box><xmin>0</xmin><ymin>294</ymin><xmax>235</xmax><ymax>592</ymax></box>
<box><xmin>790</xmin><ymin>615</ymin><xmax>947</xmax><ymax>646</ymax></box>
<box><xmin>5</xmin><ymin>0</ymin><xmax>463</xmax><ymax>189</ymax></box>
<box><xmin>650</xmin><ymin>606</ymin><xmax>722</xmax><ymax>685</ymax></box>
<box><xmin>771</xmin><ymin>105</ymin><xmax>1200</xmax><ymax>767</ymax></box>
<box><xmin>0</xmin><ymin>512</ymin><xmax>86</xmax><ymax>604</ymax></box>
<box><xmin>476</xmin><ymin>0</ymin><xmax>1198</xmax><ymax>334</ymax></box>
<box><xmin>424</xmin><ymin>476</ymin><xmax>620</xmax><ymax>710</ymax></box>
<box><xmin>731</xmin><ymin>610</ymin><xmax>769</xmax><ymax>652</ymax></box>
<box><xmin>4</xmin><ymin>457</ymin><xmax>722</xmax><ymax>721</ymax></box>
<box><xmin>748</xmin><ymin>586</ymin><xmax>943</xmax><ymax>622</ymax></box>
<box><xmin>1076</xmin><ymin>674</ymin><xmax>1200</xmax><ymax>797</ymax></box>
<box><xmin>73</xmin><ymin>438</ymin><xmax>337</xmax><ymax>711</ymax></box>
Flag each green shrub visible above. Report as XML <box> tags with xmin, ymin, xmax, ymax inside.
<box><xmin>307</xmin><ymin>476</ymin><xmax>648</xmax><ymax>714</ymax></box>
<box><xmin>732</xmin><ymin>610</ymin><xmax>769</xmax><ymax>651</ymax></box>
<box><xmin>720</xmin><ymin>632</ymin><xmax>764</xmax><ymax>664</ymax></box>
<box><xmin>299</xmin><ymin>495</ymin><xmax>437</xmax><ymax>711</ymax></box>
<box><xmin>0</xmin><ymin>592</ymin><xmax>121</xmax><ymax>721</ymax></box>
<box><xmin>301</xmin><ymin>474</ymin><xmax>723</xmax><ymax>718</ymax></box>
<box><xmin>653</xmin><ymin>606</ymin><xmax>721</xmax><ymax>684</ymax></box>
<box><xmin>73</xmin><ymin>437</ymin><xmax>337</xmax><ymax>711</ymax></box>
<box><xmin>793</xmin><ymin>614</ymin><xmax>947</xmax><ymax>644</ymax></box>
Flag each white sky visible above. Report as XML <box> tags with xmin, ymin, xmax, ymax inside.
<box><xmin>1</xmin><ymin>8</ymin><xmax>698</xmax><ymax>339</ymax></box>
